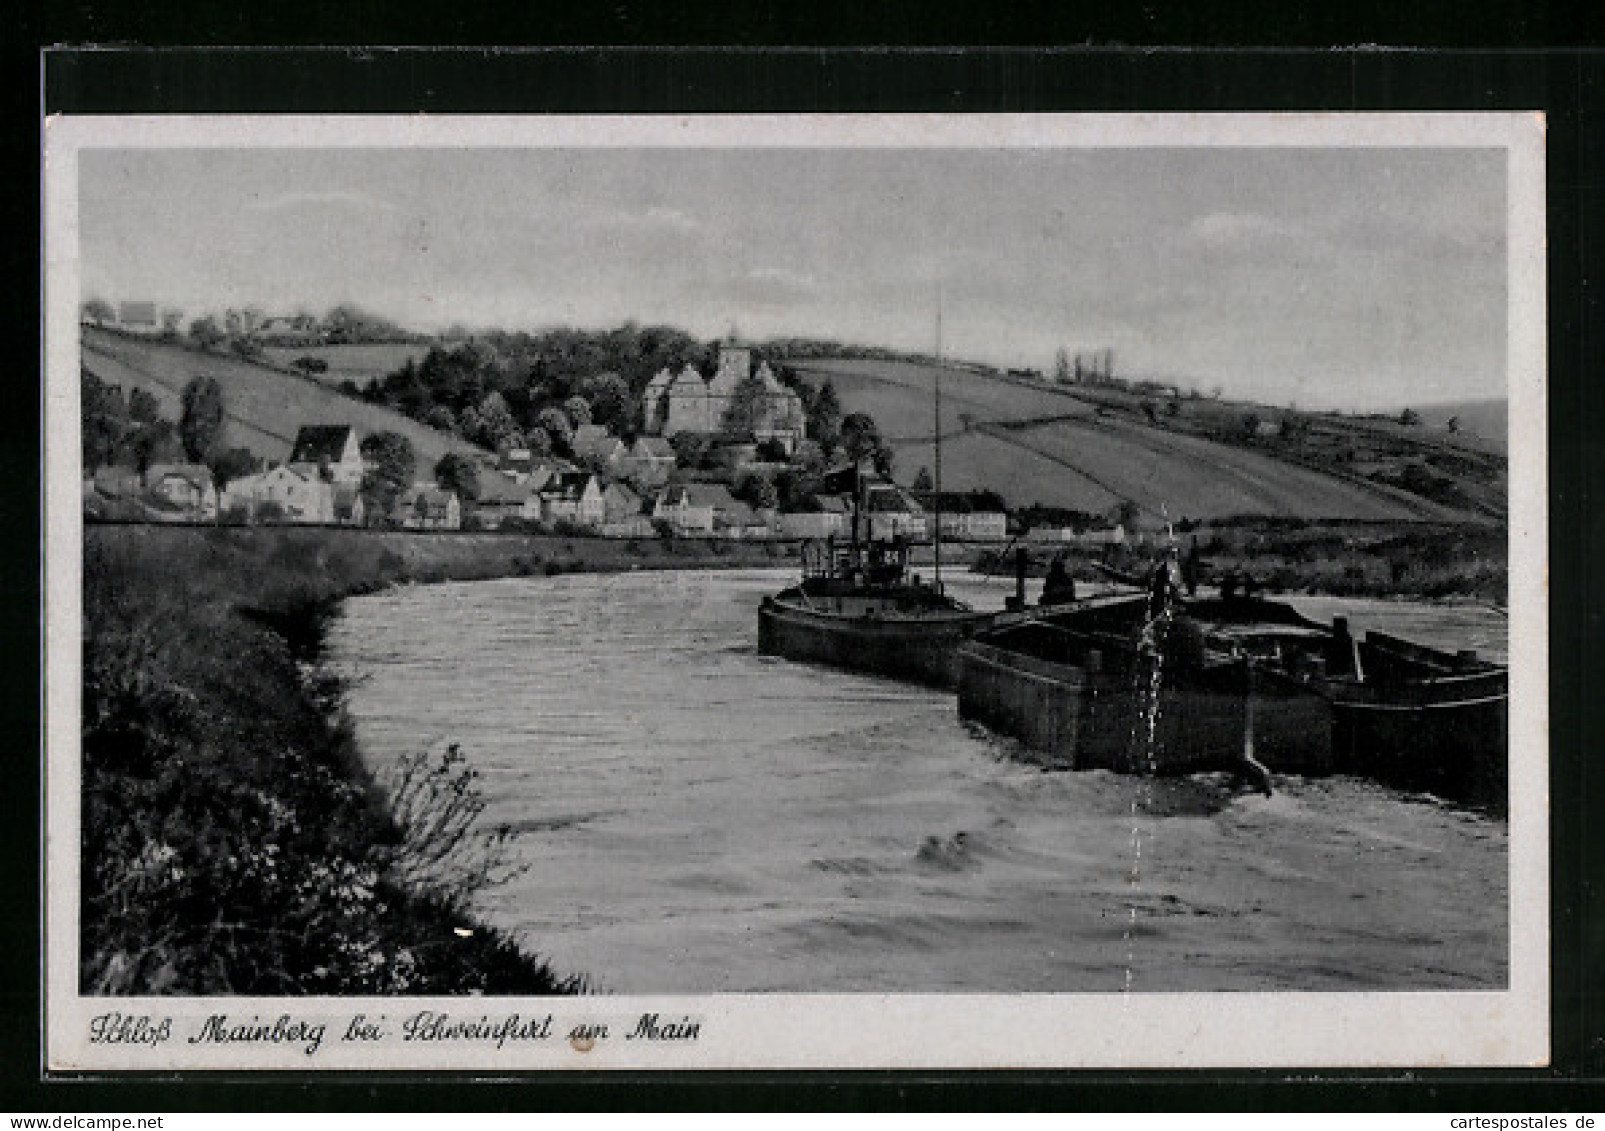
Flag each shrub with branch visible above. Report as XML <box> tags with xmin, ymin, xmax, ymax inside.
<box><xmin>377</xmin><ymin>743</ymin><xmax>528</xmax><ymax>909</ymax></box>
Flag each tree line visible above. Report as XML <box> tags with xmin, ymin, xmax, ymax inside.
<box><xmin>348</xmin><ymin>323</ymin><xmax>889</xmax><ymax>473</ymax></box>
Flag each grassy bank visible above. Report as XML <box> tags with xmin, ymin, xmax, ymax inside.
<box><xmin>80</xmin><ymin>524</ymin><xmax>792</xmax><ymax>995</ymax></box>
<box><xmin>975</xmin><ymin>521</ymin><xmax>1507</xmax><ymax>606</ymax></box>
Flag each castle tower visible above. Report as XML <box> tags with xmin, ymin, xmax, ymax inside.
<box><xmin>709</xmin><ymin>340</ymin><xmax>752</xmax><ymax>398</ymax></box>
<box><xmin>642</xmin><ymin>366</ymin><xmax>677</xmax><ymax>434</ymax></box>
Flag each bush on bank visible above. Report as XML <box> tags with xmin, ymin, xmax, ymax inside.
<box><xmin>78</xmin><ymin>526</ymin><xmax>687</xmax><ymax>994</ymax></box>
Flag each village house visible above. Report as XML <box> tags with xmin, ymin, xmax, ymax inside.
<box><xmin>331</xmin><ymin>484</ymin><xmax>365</xmax><ymax>527</ymax></box>
<box><xmin>257</xmin><ymin>315</ymin><xmax>322</xmax><ymax>346</ymax></box>
<box><xmin>91</xmin><ymin>465</ymin><xmax>145</xmax><ymax>500</ymax></box>
<box><xmin>537</xmin><ymin>471</ymin><xmax>606</xmax><ymax>529</ymax></box>
<box><xmin>495</xmin><ymin>447</ymin><xmax>536</xmax><ymax>482</ymax></box>
<box><xmin>915</xmin><ymin>491</ymin><xmax>1010</xmax><ymax>542</ymax></box>
<box><xmin>143</xmin><ymin>463</ymin><xmax>218</xmax><ymax>521</ymax></box>
<box><xmin>572</xmin><ymin>425</ymin><xmax>628</xmax><ymax>472</ymax></box>
<box><xmin>864</xmin><ymin>482</ymin><xmax>928</xmax><ymax>541</ymax></box>
<box><xmin>621</xmin><ymin>436</ymin><xmax>676</xmax><ymax>488</ymax></box>
<box><xmin>116</xmin><ymin>301</ymin><xmax>160</xmax><ymax>335</ymax></box>
<box><xmin>720</xmin><ymin>499</ymin><xmax>775</xmax><ymax>540</ymax></box>
<box><xmin>515</xmin><ymin>468</ymin><xmax>556</xmax><ymax>522</ymax></box>
<box><xmin>289</xmin><ymin>425</ymin><xmax>366</xmax><ymax>487</ymax></box>
<box><xmin>775</xmin><ymin>496</ymin><xmax>850</xmax><ymax>540</ymax></box>
<box><xmin>600</xmin><ymin>482</ymin><xmax>653</xmax><ymax>537</ymax></box>
<box><xmin>652</xmin><ymin>482</ymin><xmax>744</xmax><ymax>536</ymax></box>
<box><xmin>1026</xmin><ymin>524</ymin><xmax>1126</xmax><ymax>548</ymax></box>
<box><xmin>221</xmin><ymin>465</ymin><xmax>334</xmax><ymax>524</ymax></box>
<box><xmin>472</xmin><ymin>470</ymin><xmax>532</xmax><ymax>530</ymax></box>
<box><xmin>396</xmin><ymin>483</ymin><xmax>461</xmax><ymax>530</ymax></box>
<box><xmin>602</xmin><ymin>481</ymin><xmax>644</xmax><ymax>523</ymax></box>
<box><xmin>495</xmin><ymin>449</ymin><xmax>573</xmax><ymax>484</ymax></box>
<box><xmin>570</xmin><ymin>424</ymin><xmax>611</xmax><ymax>456</ymax></box>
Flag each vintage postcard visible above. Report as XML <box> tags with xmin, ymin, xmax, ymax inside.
<box><xmin>43</xmin><ymin>112</ymin><xmax>1547</xmax><ymax>1071</ymax></box>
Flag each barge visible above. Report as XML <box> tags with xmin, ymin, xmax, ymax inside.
<box><xmin>956</xmin><ymin>579</ymin><xmax>1509</xmax><ymax>810</ymax></box>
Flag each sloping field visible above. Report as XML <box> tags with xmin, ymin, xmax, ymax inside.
<box><xmin>1385</xmin><ymin>399</ymin><xmax>1507</xmax><ymax>454</ymax></box>
<box><xmin>890</xmin><ymin>431</ymin><xmax>1126</xmax><ymax>513</ymax></box>
<box><xmin>790</xmin><ymin>358</ymin><xmax>1093</xmax><ymax>441</ymax></box>
<box><xmin>260</xmin><ymin>343</ymin><xmax>434</xmax><ymax>387</ymax></box>
<box><xmin>81</xmin><ymin>328</ymin><xmax>480</xmax><ymax>467</ymax></box>
<box><xmin>994</xmin><ymin>417</ymin><xmax>1460</xmax><ymax>522</ymax></box>
<box><xmin>796</xmin><ymin>357</ymin><xmax>1465</xmax><ymax>521</ymax></box>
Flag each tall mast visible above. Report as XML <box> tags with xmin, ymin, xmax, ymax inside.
<box><xmin>933</xmin><ymin>285</ymin><xmax>944</xmax><ymax>591</ymax></box>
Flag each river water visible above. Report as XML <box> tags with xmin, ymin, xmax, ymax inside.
<box><xmin>326</xmin><ymin>568</ymin><xmax>1508</xmax><ymax>994</ymax></box>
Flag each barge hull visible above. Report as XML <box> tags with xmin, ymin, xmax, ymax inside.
<box><xmin>957</xmin><ymin>640</ymin><xmax>1265</xmax><ymax>775</ymax></box>
<box><xmin>758</xmin><ymin>597</ymin><xmax>995</xmax><ymax>688</ymax></box>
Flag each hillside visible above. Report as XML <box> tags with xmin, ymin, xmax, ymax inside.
<box><xmin>81</xmin><ymin>328</ymin><xmax>481</xmax><ymax>467</ymax></box>
<box><xmin>790</xmin><ymin>358</ymin><xmax>1497</xmax><ymax>524</ymax></box>
<box><xmin>259</xmin><ymin>343</ymin><xmax>435</xmax><ymax>388</ymax></box>
<box><xmin>1409</xmin><ymin>398</ymin><xmax>1508</xmax><ymax>452</ymax></box>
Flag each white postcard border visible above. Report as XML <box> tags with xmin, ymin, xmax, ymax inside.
<box><xmin>43</xmin><ymin>112</ymin><xmax>1549</xmax><ymax>1071</ymax></box>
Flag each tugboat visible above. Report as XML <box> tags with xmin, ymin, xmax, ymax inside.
<box><xmin>760</xmin><ymin>292</ymin><xmax>1006</xmax><ymax>687</ymax></box>
<box><xmin>757</xmin><ymin>463</ymin><xmax>1001</xmax><ymax>688</ymax></box>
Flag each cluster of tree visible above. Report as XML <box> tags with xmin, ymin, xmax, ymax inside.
<box><xmin>182</xmin><ymin>303</ymin><xmax>424</xmax><ymax>359</ymax></box>
<box><xmin>81</xmin><ymin>368</ymin><xmax>260</xmax><ymax>490</ymax></box>
<box><xmin>355</xmin><ymin>431</ymin><xmax>417</xmax><ymax>518</ymax></box>
<box><xmin>757</xmin><ymin>337</ymin><xmax>937</xmax><ymax>364</ymax></box>
<box><xmin>719</xmin><ymin>409</ymin><xmax>895</xmax><ymax>516</ymax></box>
<box><xmin>357</xmin><ymin>334</ymin><xmax>668</xmax><ymax>455</ymax></box>
<box><xmin>83</xmin><ymin>369</ymin><xmax>177</xmax><ymax>472</ymax></box>
<box><xmin>322</xmin><ymin>304</ymin><xmax>421</xmax><ymax>345</ymax></box>
<box><xmin>353</xmin><ymin>325</ymin><xmax>868</xmax><ymax>472</ymax></box>
<box><xmin>1053</xmin><ymin>346</ymin><xmax>1116</xmax><ymax>385</ymax></box>
<box><xmin>837</xmin><ymin>411</ymin><xmax>894</xmax><ymax>476</ymax></box>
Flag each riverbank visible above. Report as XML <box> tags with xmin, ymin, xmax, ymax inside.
<box><xmin>79</xmin><ymin>524</ymin><xmax>791</xmax><ymax>995</ymax></box>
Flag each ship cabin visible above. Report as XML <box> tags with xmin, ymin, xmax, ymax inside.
<box><xmin>796</xmin><ymin>536</ymin><xmax>953</xmax><ymax>616</ymax></box>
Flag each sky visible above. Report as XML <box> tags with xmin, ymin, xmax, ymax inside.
<box><xmin>79</xmin><ymin>146</ymin><xmax>1507</xmax><ymax>410</ymax></box>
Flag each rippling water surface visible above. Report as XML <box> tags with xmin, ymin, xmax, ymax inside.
<box><xmin>327</xmin><ymin>568</ymin><xmax>1507</xmax><ymax>993</ymax></box>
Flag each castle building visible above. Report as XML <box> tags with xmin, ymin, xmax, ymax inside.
<box><xmin>642</xmin><ymin>340</ymin><xmax>806</xmax><ymax>452</ymax></box>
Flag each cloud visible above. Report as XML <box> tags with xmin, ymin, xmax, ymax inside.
<box><xmin>643</xmin><ymin>206</ymin><xmax>701</xmax><ymax>234</ymax></box>
<box><xmin>731</xmin><ymin>265</ymin><xmax>819</xmax><ymax>304</ymax></box>
<box><xmin>1185</xmin><ymin>211</ymin><xmax>1306</xmax><ymax>252</ymax></box>
<box><xmin>593</xmin><ymin>206</ymin><xmax>704</xmax><ymax>236</ymax></box>
<box><xmin>245</xmin><ymin>190</ymin><xmax>400</xmax><ymax>215</ymax></box>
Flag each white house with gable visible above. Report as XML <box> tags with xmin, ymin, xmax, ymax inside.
<box><xmin>222</xmin><ymin>465</ymin><xmax>334</xmax><ymax>524</ymax></box>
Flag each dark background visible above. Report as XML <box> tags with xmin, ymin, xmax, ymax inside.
<box><xmin>12</xmin><ymin>19</ymin><xmax>1605</xmax><ymax>1112</ymax></box>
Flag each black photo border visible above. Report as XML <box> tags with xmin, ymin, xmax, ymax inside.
<box><xmin>15</xmin><ymin>41</ymin><xmax>1604</xmax><ymax>1111</ymax></box>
